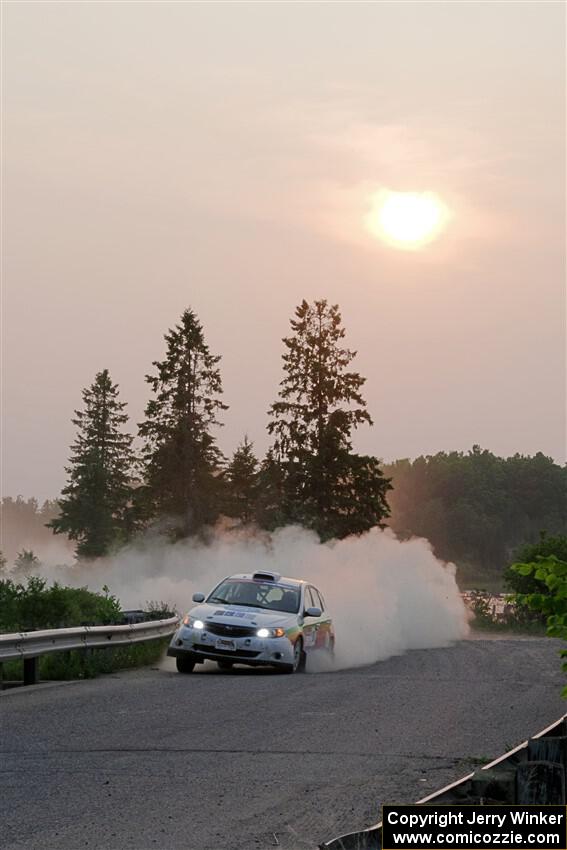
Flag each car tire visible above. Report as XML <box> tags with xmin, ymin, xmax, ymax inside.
<box><xmin>282</xmin><ymin>638</ymin><xmax>306</xmax><ymax>674</ymax></box>
<box><xmin>217</xmin><ymin>661</ymin><xmax>233</xmax><ymax>671</ymax></box>
<box><xmin>176</xmin><ymin>654</ymin><xmax>196</xmax><ymax>674</ymax></box>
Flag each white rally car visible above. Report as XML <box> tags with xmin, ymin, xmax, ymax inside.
<box><xmin>167</xmin><ymin>571</ymin><xmax>334</xmax><ymax>674</ymax></box>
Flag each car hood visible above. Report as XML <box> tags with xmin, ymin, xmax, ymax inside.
<box><xmin>189</xmin><ymin>602</ymin><xmax>298</xmax><ymax>629</ymax></box>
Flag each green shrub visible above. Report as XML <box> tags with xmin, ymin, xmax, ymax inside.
<box><xmin>504</xmin><ymin>534</ymin><xmax>567</xmax><ymax>626</ymax></box>
<box><xmin>144</xmin><ymin>599</ymin><xmax>177</xmax><ymax>619</ymax></box>
<box><xmin>0</xmin><ymin>576</ymin><xmax>121</xmax><ymax>633</ymax></box>
<box><xmin>505</xmin><ymin>534</ymin><xmax>567</xmax><ymax>596</ymax></box>
<box><xmin>511</xmin><ymin>555</ymin><xmax>567</xmax><ymax>696</ymax></box>
<box><xmin>0</xmin><ymin>577</ymin><xmax>172</xmax><ymax>681</ymax></box>
<box><xmin>468</xmin><ymin>590</ymin><xmax>545</xmax><ymax>633</ymax></box>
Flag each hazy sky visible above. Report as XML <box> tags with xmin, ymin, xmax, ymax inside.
<box><xmin>3</xmin><ymin>1</ymin><xmax>565</xmax><ymax>501</ymax></box>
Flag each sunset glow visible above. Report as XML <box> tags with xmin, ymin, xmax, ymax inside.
<box><xmin>366</xmin><ymin>190</ymin><xmax>449</xmax><ymax>249</ymax></box>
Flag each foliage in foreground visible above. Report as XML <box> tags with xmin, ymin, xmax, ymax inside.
<box><xmin>0</xmin><ymin>577</ymin><xmax>172</xmax><ymax>681</ymax></box>
<box><xmin>511</xmin><ymin>555</ymin><xmax>567</xmax><ymax>696</ymax></box>
<box><xmin>0</xmin><ymin>576</ymin><xmax>122</xmax><ymax>633</ymax></box>
<box><xmin>505</xmin><ymin>534</ymin><xmax>567</xmax><ymax>596</ymax></box>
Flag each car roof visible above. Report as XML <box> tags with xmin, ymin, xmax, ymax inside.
<box><xmin>227</xmin><ymin>573</ymin><xmax>306</xmax><ymax>589</ymax></box>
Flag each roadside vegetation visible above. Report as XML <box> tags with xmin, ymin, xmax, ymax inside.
<box><xmin>465</xmin><ymin>537</ymin><xmax>567</xmax><ymax>635</ymax></box>
<box><xmin>0</xmin><ymin>576</ymin><xmax>121</xmax><ymax>632</ymax></box>
<box><xmin>0</xmin><ymin>576</ymin><xmax>173</xmax><ymax>682</ymax></box>
<box><xmin>1</xmin><ymin>638</ymin><xmax>169</xmax><ymax>683</ymax></box>
<box><xmin>509</xmin><ymin>536</ymin><xmax>567</xmax><ymax>695</ymax></box>
<box><xmin>466</xmin><ymin>591</ymin><xmax>546</xmax><ymax>635</ymax></box>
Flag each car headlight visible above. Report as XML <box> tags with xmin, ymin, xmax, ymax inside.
<box><xmin>256</xmin><ymin>627</ymin><xmax>285</xmax><ymax>638</ymax></box>
<box><xmin>183</xmin><ymin>615</ymin><xmax>204</xmax><ymax>630</ymax></box>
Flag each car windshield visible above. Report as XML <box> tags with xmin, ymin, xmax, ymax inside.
<box><xmin>208</xmin><ymin>580</ymin><xmax>300</xmax><ymax>614</ymax></box>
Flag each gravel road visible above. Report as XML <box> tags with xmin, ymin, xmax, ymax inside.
<box><xmin>1</xmin><ymin>636</ymin><xmax>564</xmax><ymax>850</ymax></box>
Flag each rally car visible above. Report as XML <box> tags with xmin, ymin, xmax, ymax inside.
<box><xmin>167</xmin><ymin>570</ymin><xmax>334</xmax><ymax>674</ymax></box>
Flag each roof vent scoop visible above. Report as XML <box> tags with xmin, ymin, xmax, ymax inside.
<box><xmin>252</xmin><ymin>571</ymin><xmax>281</xmax><ymax>583</ymax></box>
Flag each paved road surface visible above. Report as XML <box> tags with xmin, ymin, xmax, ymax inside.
<box><xmin>1</xmin><ymin>637</ymin><xmax>564</xmax><ymax>850</ymax></box>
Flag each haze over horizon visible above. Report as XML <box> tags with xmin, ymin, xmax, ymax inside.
<box><xmin>3</xmin><ymin>2</ymin><xmax>565</xmax><ymax>502</ymax></box>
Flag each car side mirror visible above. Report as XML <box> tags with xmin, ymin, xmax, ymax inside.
<box><xmin>305</xmin><ymin>606</ymin><xmax>321</xmax><ymax>618</ymax></box>
<box><xmin>192</xmin><ymin>592</ymin><xmax>205</xmax><ymax>603</ymax></box>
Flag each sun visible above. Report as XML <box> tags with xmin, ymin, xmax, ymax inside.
<box><xmin>366</xmin><ymin>189</ymin><xmax>449</xmax><ymax>249</ymax></box>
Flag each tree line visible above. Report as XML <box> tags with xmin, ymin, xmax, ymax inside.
<box><xmin>385</xmin><ymin>448</ymin><xmax>566</xmax><ymax>578</ymax></box>
<box><xmin>3</xmin><ymin>301</ymin><xmax>564</xmax><ymax>577</ymax></box>
<box><xmin>47</xmin><ymin>300</ymin><xmax>392</xmax><ymax>558</ymax></box>
<box><xmin>0</xmin><ymin>497</ymin><xmax>61</xmax><ymax>564</ymax></box>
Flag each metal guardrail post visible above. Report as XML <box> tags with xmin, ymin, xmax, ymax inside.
<box><xmin>23</xmin><ymin>657</ymin><xmax>39</xmax><ymax>686</ymax></box>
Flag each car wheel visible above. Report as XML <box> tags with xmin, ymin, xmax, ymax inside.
<box><xmin>217</xmin><ymin>661</ymin><xmax>233</xmax><ymax>671</ymax></box>
<box><xmin>176</xmin><ymin>655</ymin><xmax>196</xmax><ymax>674</ymax></box>
<box><xmin>282</xmin><ymin>638</ymin><xmax>305</xmax><ymax>674</ymax></box>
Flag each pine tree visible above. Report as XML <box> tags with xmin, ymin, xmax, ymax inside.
<box><xmin>255</xmin><ymin>450</ymin><xmax>286</xmax><ymax>531</ymax></box>
<box><xmin>49</xmin><ymin>370</ymin><xmax>135</xmax><ymax>559</ymax></box>
<box><xmin>139</xmin><ymin>309</ymin><xmax>227</xmax><ymax>537</ymax></box>
<box><xmin>224</xmin><ymin>437</ymin><xmax>259</xmax><ymax>524</ymax></box>
<box><xmin>267</xmin><ymin>299</ymin><xmax>391</xmax><ymax>539</ymax></box>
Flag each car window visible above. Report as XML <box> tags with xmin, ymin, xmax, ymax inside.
<box><xmin>314</xmin><ymin>588</ymin><xmax>325</xmax><ymax>612</ymax></box>
<box><xmin>208</xmin><ymin>580</ymin><xmax>300</xmax><ymax>614</ymax></box>
<box><xmin>306</xmin><ymin>586</ymin><xmax>318</xmax><ymax>611</ymax></box>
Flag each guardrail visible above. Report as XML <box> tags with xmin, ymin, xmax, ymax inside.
<box><xmin>320</xmin><ymin>713</ymin><xmax>567</xmax><ymax>850</ymax></box>
<box><xmin>0</xmin><ymin>616</ymin><xmax>179</xmax><ymax>686</ymax></box>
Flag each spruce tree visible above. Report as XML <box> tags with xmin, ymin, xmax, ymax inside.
<box><xmin>49</xmin><ymin>370</ymin><xmax>135</xmax><ymax>558</ymax></box>
<box><xmin>224</xmin><ymin>437</ymin><xmax>259</xmax><ymax>524</ymax></box>
<box><xmin>255</xmin><ymin>450</ymin><xmax>286</xmax><ymax>531</ymax></box>
<box><xmin>267</xmin><ymin>299</ymin><xmax>391</xmax><ymax>539</ymax></box>
<box><xmin>139</xmin><ymin>309</ymin><xmax>227</xmax><ymax>537</ymax></box>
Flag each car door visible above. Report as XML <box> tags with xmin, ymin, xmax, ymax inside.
<box><xmin>302</xmin><ymin>586</ymin><xmax>320</xmax><ymax>651</ymax></box>
<box><xmin>313</xmin><ymin>587</ymin><xmax>333</xmax><ymax>649</ymax></box>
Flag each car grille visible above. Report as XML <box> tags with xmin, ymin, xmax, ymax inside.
<box><xmin>203</xmin><ymin>622</ymin><xmax>258</xmax><ymax>638</ymax></box>
<box><xmin>193</xmin><ymin>644</ymin><xmax>260</xmax><ymax>658</ymax></box>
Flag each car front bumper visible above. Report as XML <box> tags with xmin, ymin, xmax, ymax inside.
<box><xmin>167</xmin><ymin>626</ymin><xmax>296</xmax><ymax>666</ymax></box>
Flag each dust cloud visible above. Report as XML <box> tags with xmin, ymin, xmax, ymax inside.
<box><xmin>38</xmin><ymin>525</ymin><xmax>468</xmax><ymax>671</ymax></box>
